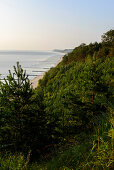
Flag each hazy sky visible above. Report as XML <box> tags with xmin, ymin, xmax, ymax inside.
<box><xmin>0</xmin><ymin>0</ymin><xmax>114</xmax><ymax>50</ymax></box>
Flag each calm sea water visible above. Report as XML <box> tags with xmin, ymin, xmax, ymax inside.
<box><xmin>0</xmin><ymin>51</ymin><xmax>63</xmax><ymax>80</ymax></box>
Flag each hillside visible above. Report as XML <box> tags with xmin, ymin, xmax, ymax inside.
<box><xmin>0</xmin><ymin>30</ymin><xmax>113</xmax><ymax>169</ymax></box>
<box><xmin>39</xmin><ymin>30</ymin><xmax>113</xmax><ymax>130</ymax></box>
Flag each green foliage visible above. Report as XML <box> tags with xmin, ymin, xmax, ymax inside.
<box><xmin>62</xmin><ymin>42</ymin><xmax>102</xmax><ymax>64</ymax></box>
<box><xmin>0</xmin><ymin>62</ymin><xmax>46</xmax><ymax>154</ymax></box>
<box><xmin>102</xmin><ymin>29</ymin><xmax>114</xmax><ymax>47</ymax></box>
<box><xmin>0</xmin><ymin>62</ymin><xmax>32</xmax><ymax>149</ymax></box>
<box><xmin>0</xmin><ymin>130</ymin><xmax>113</xmax><ymax>170</ymax></box>
<box><xmin>44</xmin><ymin>135</ymin><xmax>113</xmax><ymax>170</ymax></box>
<box><xmin>81</xmin><ymin>141</ymin><xmax>113</xmax><ymax>169</ymax></box>
<box><xmin>62</xmin><ymin>30</ymin><xmax>114</xmax><ymax>64</ymax></box>
<box><xmin>0</xmin><ymin>30</ymin><xmax>113</xmax><ymax>168</ymax></box>
<box><xmin>0</xmin><ymin>152</ymin><xmax>30</xmax><ymax>170</ymax></box>
<box><xmin>39</xmin><ymin>56</ymin><xmax>113</xmax><ymax>142</ymax></box>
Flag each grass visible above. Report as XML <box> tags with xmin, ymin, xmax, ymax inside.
<box><xmin>0</xmin><ymin>129</ymin><xmax>113</xmax><ymax>170</ymax></box>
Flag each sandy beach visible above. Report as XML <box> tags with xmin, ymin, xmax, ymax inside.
<box><xmin>30</xmin><ymin>75</ymin><xmax>43</xmax><ymax>89</ymax></box>
<box><xmin>30</xmin><ymin>55</ymin><xmax>63</xmax><ymax>88</ymax></box>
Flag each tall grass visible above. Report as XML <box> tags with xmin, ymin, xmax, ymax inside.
<box><xmin>0</xmin><ymin>134</ymin><xmax>113</xmax><ymax>170</ymax></box>
<box><xmin>0</xmin><ymin>119</ymin><xmax>113</xmax><ymax>170</ymax></box>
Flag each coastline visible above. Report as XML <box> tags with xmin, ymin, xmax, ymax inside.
<box><xmin>30</xmin><ymin>55</ymin><xmax>63</xmax><ymax>89</ymax></box>
<box><xmin>30</xmin><ymin>75</ymin><xmax>43</xmax><ymax>89</ymax></box>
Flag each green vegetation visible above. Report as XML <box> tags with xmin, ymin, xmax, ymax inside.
<box><xmin>0</xmin><ymin>30</ymin><xmax>114</xmax><ymax>169</ymax></box>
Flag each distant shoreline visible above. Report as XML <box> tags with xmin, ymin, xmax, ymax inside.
<box><xmin>30</xmin><ymin>55</ymin><xmax>63</xmax><ymax>88</ymax></box>
<box><xmin>0</xmin><ymin>50</ymin><xmax>63</xmax><ymax>82</ymax></box>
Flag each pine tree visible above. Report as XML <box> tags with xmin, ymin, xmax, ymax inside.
<box><xmin>0</xmin><ymin>62</ymin><xmax>33</xmax><ymax>150</ymax></box>
<box><xmin>0</xmin><ymin>62</ymin><xmax>47</xmax><ymax>153</ymax></box>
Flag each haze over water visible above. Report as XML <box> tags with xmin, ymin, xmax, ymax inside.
<box><xmin>0</xmin><ymin>51</ymin><xmax>63</xmax><ymax>80</ymax></box>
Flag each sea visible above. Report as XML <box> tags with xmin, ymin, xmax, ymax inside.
<box><xmin>0</xmin><ymin>51</ymin><xmax>63</xmax><ymax>80</ymax></box>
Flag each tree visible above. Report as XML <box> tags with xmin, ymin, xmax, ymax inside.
<box><xmin>0</xmin><ymin>62</ymin><xmax>46</xmax><ymax>154</ymax></box>
<box><xmin>0</xmin><ymin>62</ymin><xmax>33</xmax><ymax>150</ymax></box>
<box><xmin>101</xmin><ymin>29</ymin><xmax>114</xmax><ymax>47</ymax></box>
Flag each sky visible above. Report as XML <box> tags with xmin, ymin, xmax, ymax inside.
<box><xmin>0</xmin><ymin>0</ymin><xmax>114</xmax><ymax>50</ymax></box>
